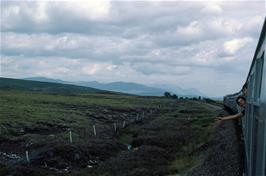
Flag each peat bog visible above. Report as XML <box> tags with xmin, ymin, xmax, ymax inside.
<box><xmin>0</xmin><ymin>89</ymin><xmax>221</xmax><ymax>176</ymax></box>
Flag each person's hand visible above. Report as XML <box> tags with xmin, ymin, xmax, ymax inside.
<box><xmin>215</xmin><ymin>117</ymin><xmax>223</xmax><ymax>121</ymax></box>
<box><xmin>215</xmin><ymin>117</ymin><xmax>223</xmax><ymax>125</ymax></box>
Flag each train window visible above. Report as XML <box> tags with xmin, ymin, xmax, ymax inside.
<box><xmin>254</xmin><ymin>52</ymin><xmax>264</xmax><ymax>101</ymax></box>
<box><xmin>248</xmin><ymin>73</ymin><xmax>255</xmax><ymax>101</ymax></box>
<box><xmin>259</xmin><ymin>52</ymin><xmax>264</xmax><ymax>97</ymax></box>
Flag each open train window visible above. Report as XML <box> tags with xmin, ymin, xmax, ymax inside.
<box><xmin>254</xmin><ymin>52</ymin><xmax>264</xmax><ymax>102</ymax></box>
<box><xmin>247</xmin><ymin>72</ymin><xmax>255</xmax><ymax>102</ymax></box>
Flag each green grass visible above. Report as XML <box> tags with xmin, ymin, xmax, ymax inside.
<box><xmin>116</xmin><ymin>100</ymin><xmax>218</xmax><ymax>175</ymax></box>
<box><xmin>0</xmin><ymin>89</ymin><xmax>172</xmax><ymax>142</ymax></box>
<box><xmin>169</xmin><ymin>155</ymin><xmax>198</xmax><ymax>175</ymax></box>
<box><xmin>165</xmin><ymin>101</ymin><xmax>217</xmax><ymax>175</ymax></box>
<box><xmin>0</xmin><ymin>77</ymin><xmax>102</xmax><ymax>94</ymax></box>
<box><xmin>0</xmin><ymin>87</ymin><xmax>219</xmax><ymax>175</ymax></box>
<box><xmin>118</xmin><ymin>125</ymin><xmax>141</xmax><ymax>144</ymax></box>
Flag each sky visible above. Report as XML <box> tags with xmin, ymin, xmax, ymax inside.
<box><xmin>0</xmin><ymin>0</ymin><xmax>265</xmax><ymax>97</ymax></box>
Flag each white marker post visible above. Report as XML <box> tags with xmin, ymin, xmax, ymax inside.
<box><xmin>25</xmin><ymin>150</ymin><xmax>30</xmax><ymax>163</ymax></box>
<box><xmin>69</xmin><ymin>130</ymin><xmax>73</xmax><ymax>143</ymax></box>
<box><xmin>93</xmin><ymin>125</ymin><xmax>97</xmax><ymax>136</ymax></box>
<box><xmin>123</xmin><ymin>121</ymin><xmax>126</xmax><ymax>128</ymax></box>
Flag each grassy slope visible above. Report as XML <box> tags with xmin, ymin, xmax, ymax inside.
<box><xmin>0</xmin><ymin>77</ymin><xmax>107</xmax><ymax>94</ymax></box>
<box><xmin>0</xmin><ymin>87</ymin><xmax>220</xmax><ymax>175</ymax></box>
<box><xmin>0</xmin><ymin>89</ymin><xmax>167</xmax><ymax>139</ymax></box>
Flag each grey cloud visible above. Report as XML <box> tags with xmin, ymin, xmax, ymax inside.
<box><xmin>1</xmin><ymin>1</ymin><xmax>265</xmax><ymax>97</ymax></box>
<box><xmin>0</xmin><ymin>1</ymin><xmax>202</xmax><ymax>35</ymax></box>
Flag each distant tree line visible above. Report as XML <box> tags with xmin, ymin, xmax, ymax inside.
<box><xmin>163</xmin><ymin>91</ymin><xmax>215</xmax><ymax>103</ymax></box>
<box><xmin>164</xmin><ymin>91</ymin><xmax>178</xmax><ymax>99</ymax></box>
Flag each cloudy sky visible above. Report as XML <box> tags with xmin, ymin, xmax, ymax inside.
<box><xmin>1</xmin><ymin>0</ymin><xmax>265</xmax><ymax>96</ymax></box>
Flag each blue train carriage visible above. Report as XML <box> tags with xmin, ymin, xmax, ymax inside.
<box><xmin>242</xmin><ymin>19</ymin><xmax>265</xmax><ymax>176</ymax></box>
<box><xmin>224</xmin><ymin>92</ymin><xmax>241</xmax><ymax>113</ymax></box>
<box><xmin>223</xmin><ymin>19</ymin><xmax>265</xmax><ymax>176</ymax></box>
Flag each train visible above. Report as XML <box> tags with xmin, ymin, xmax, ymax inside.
<box><xmin>223</xmin><ymin>18</ymin><xmax>266</xmax><ymax>176</ymax></box>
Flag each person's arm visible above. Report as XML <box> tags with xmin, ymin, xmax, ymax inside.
<box><xmin>216</xmin><ymin>112</ymin><xmax>244</xmax><ymax>121</ymax></box>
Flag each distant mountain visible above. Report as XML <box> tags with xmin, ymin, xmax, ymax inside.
<box><xmin>0</xmin><ymin>77</ymin><xmax>109</xmax><ymax>94</ymax></box>
<box><xmin>77</xmin><ymin>81</ymin><xmax>166</xmax><ymax>96</ymax></box>
<box><xmin>22</xmin><ymin>77</ymin><xmax>205</xmax><ymax>97</ymax></box>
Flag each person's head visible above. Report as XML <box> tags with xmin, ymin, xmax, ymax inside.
<box><xmin>236</xmin><ymin>96</ymin><xmax>246</xmax><ymax>107</ymax></box>
<box><xmin>242</xmin><ymin>83</ymin><xmax>248</xmax><ymax>96</ymax></box>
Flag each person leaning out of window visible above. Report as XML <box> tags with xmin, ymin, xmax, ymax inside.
<box><xmin>216</xmin><ymin>96</ymin><xmax>246</xmax><ymax>122</ymax></box>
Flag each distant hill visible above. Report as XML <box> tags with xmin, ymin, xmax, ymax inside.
<box><xmin>24</xmin><ymin>77</ymin><xmax>166</xmax><ymax>96</ymax></box>
<box><xmin>24</xmin><ymin>77</ymin><xmax>70</xmax><ymax>84</ymax></box>
<box><xmin>77</xmin><ymin>81</ymin><xmax>166</xmax><ymax>96</ymax></box>
<box><xmin>23</xmin><ymin>77</ymin><xmax>205</xmax><ymax>97</ymax></box>
<box><xmin>0</xmin><ymin>77</ymin><xmax>109</xmax><ymax>94</ymax></box>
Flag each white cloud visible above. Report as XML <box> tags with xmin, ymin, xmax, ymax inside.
<box><xmin>176</xmin><ymin>21</ymin><xmax>202</xmax><ymax>37</ymax></box>
<box><xmin>201</xmin><ymin>4</ymin><xmax>223</xmax><ymax>14</ymax></box>
<box><xmin>1</xmin><ymin>1</ymin><xmax>111</xmax><ymax>32</ymax></box>
<box><xmin>208</xmin><ymin>18</ymin><xmax>241</xmax><ymax>35</ymax></box>
<box><xmin>81</xmin><ymin>63</ymin><xmax>116</xmax><ymax>75</ymax></box>
<box><xmin>223</xmin><ymin>37</ymin><xmax>253</xmax><ymax>55</ymax></box>
<box><xmin>33</xmin><ymin>2</ymin><xmax>49</xmax><ymax>23</ymax></box>
<box><xmin>243</xmin><ymin>15</ymin><xmax>265</xmax><ymax>37</ymax></box>
<box><xmin>58</xmin><ymin>1</ymin><xmax>110</xmax><ymax>20</ymax></box>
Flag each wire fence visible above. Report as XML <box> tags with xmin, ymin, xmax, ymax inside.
<box><xmin>1</xmin><ymin>104</ymin><xmax>165</xmax><ymax>164</ymax></box>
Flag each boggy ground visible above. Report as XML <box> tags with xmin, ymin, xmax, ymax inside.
<box><xmin>0</xmin><ymin>90</ymin><xmax>221</xmax><ymax>176</ymax></box>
